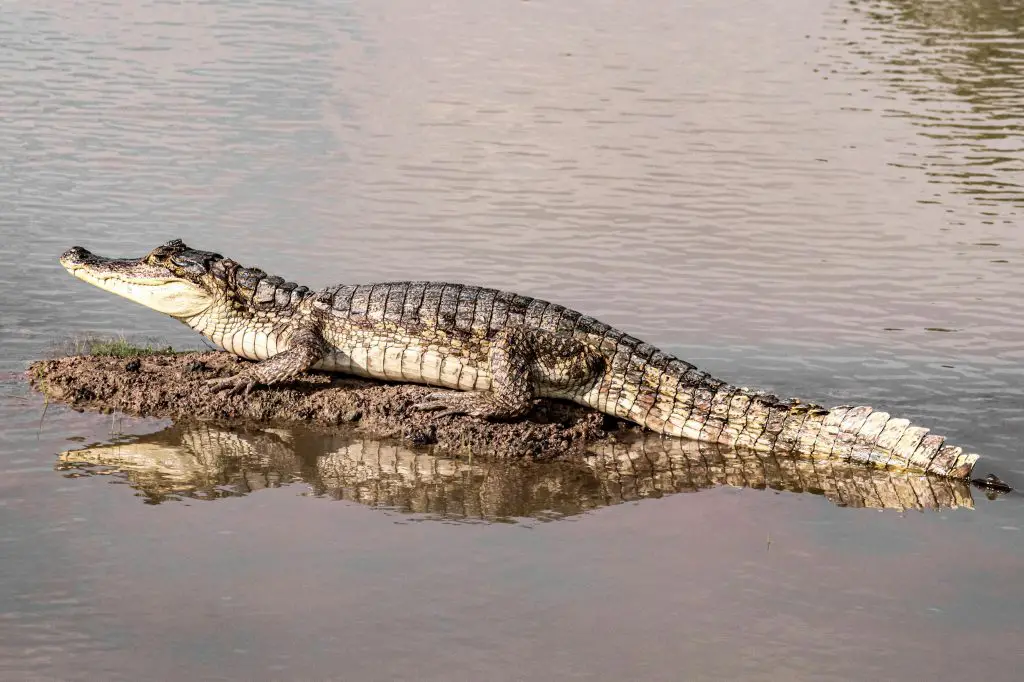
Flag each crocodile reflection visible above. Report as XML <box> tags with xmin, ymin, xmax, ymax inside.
<box><xmin>57</xmin><ymin>424</ymin><xmax>974</xmax><ymax>517</ymax></box>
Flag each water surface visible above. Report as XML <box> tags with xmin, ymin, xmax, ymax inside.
<box><xmin>1</xmin><ymin>0</ymin><xmax>1022</xmax><ymax>680</ymax></box>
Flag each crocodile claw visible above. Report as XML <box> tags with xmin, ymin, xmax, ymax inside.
<box><xmin>206</xmin><ymin>374</ymin><xmax>257</xmax><ymax>397</ymax></box>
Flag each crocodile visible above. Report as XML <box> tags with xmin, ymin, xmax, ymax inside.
<box><xmin>59</xmin><ymin>238</ymin><xmax>979</xmax><ymax>479</ymax></box>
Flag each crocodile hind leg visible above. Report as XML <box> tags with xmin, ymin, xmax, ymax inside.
<box><xmin>413</xmin><ymin>327</ymin><xmax>604</xmax><ymax>419</ymax></box>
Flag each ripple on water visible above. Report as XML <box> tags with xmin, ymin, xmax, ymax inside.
<box><xmin>819</xmin><ymin>0</ymin><xmax>1024</xmax><ymax>213</ymax></box>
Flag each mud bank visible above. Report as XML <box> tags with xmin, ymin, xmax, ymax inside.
<box><xmin>29</xmin><ymin>351</ymin><xmax>619</xmax><ymax>459</ymax></box>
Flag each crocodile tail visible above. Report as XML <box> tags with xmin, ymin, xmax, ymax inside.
<box><xmin>654</xmin><ymin>380</ymin><xmax>977</xmax><ymax>479</ymax></box>
<box><xmin>763</xmin><ymin>401</ymin><xmax>977</xmax><ymax>479</ymax></box>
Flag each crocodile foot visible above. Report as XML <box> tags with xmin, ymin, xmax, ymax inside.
<box><xmin>206</xmin><ymin>373</ymin><xmax>258</xmax><ymax>397</ymax></box>
<box><xmin>412</xmin><ymin>391</ymin><xmax>502</xmax><ymax>419</ymax></box>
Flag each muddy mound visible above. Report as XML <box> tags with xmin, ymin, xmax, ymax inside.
<box><xmin>29</xmin><ymin>351</ymin><xmax>624</xmax><ymax>459</ymax></box>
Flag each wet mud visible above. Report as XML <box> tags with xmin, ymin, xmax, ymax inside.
<box><xmin>29</xmin><ymin>351</ymin><xmax>622</xmax><ymax>460</ymax></box>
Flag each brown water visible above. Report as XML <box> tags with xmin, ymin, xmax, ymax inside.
<box><xmin>1</xmin><ymin>0</ymin><xmax>1023</xmax><ymax>680</ymax></box>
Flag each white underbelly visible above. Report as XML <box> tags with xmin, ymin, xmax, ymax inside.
<box><xmin>209</xmin><ymin>329</ymin><xmax>279</xmax><ymax>361</ymax></box>
<box><xmin>316</xmin><ymin>346</ymin><xmax>491</xmax><ymax>392</ymax></box>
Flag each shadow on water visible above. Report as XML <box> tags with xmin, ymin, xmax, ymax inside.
<box><xmin>833</xmin><ymin>0</ymin><xmax>1024</xmax><ymax>210</ymax></box>
<box><xmin>57</xmin><ymin>423</ymin><xmax>978</xmax><ymax>519</ymax></box>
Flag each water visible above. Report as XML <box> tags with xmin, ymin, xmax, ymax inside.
<box><xmin>1</xmin><ymin>0</ymin><xmax>1022</xmax><ymax>679</ymax></box>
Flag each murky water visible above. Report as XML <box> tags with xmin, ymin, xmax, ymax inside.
<box><xmin>1</xmin><ymin>0</ymin><xmax>1022</xmax><ymax>679</ymax></box>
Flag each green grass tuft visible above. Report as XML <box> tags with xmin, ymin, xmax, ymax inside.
<box><xmin>85</xmin><ymin>338</ymin><xmax>174</xmax><ymax>358</ymax></box>
<box><xmin>53</xmin><ymin>334</ymin><xmax>178</xmax><ymax>359</ymax></box>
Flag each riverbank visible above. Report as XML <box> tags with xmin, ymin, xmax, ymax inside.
<box><xmin>29</xmin><ymin>350</ymin><xmax>615</xmax><ymax>459</ymax></box>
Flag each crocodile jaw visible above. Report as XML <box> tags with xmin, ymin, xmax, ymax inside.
<box><xmin>60</xmin><ymin>247</ymin><xmax>214</xmax><ymax>319</ymax></box>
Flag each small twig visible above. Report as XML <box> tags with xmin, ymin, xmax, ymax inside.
<box><xmin>37</xmin><ymin>396</ymin><xmax>50</xmax><ymax>439</ymax></box>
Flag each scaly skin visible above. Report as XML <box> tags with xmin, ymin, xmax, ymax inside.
<box><xmin>59</xmin><ymin>239</ymin><xmax>979</xmax><ymax>479</ymax></box>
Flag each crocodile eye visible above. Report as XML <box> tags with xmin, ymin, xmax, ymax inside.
<box><xmin>147</xmin><ymin>245</ymin><xmax>174</xmax><ymax>261</ymax></box>
<box><xmin>169</xmin><ymin>254</ymin><xmax>207</xmax><ymax>277</ymax></box>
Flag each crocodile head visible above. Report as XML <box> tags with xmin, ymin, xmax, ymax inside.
<box><xmin>60</xmin><ymin>239</ymin><xmax>224</xmax><ymax>319</ymax></box>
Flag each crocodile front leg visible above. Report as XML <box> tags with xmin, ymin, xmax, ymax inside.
<box><xmin>414</xmin><ymin>327</ymin><xmax>604</xmax><ymax>419</ymax></box>
<box><xmin>207</xmin><ymin>326</ymin><xmax>325</xmax><ymax>396</ymax></box>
